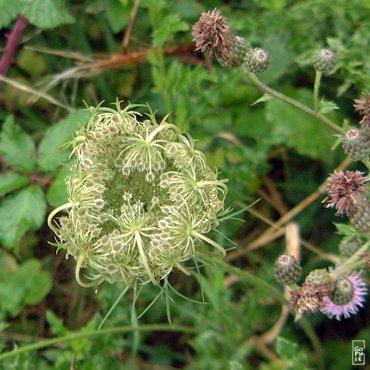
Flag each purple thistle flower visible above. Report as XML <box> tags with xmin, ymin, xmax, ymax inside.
<box><xmin>321</xmin><ymin>272</ymin><xmax>367</xmax><ymax>320</ymax></box>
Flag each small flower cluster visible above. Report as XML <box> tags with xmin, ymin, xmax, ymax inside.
<box><xmin>192</xmin><ymin>9</ymin><xmax>269</xmax><ymax>72</ymax></box>
<box><xmin>49</xmin><ymin>102</ymin><xmax>227</xmax><ymax>287</ymax></box>
<box><xmin>342</xmin><ymin>93</ymin><xmax>370</xmax><ymax>161</ymax></box>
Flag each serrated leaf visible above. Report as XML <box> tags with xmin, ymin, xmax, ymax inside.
<box><xmin>18</xmin><ymin>260</ymin><xmax>52</xmax><ymax>305</ymax></box>
<box><xmin>265</xmin><ymin>89</ymin><xmax>334</xmax><ymax>159</ymax></box>
<box><xmin>105</xmin><ymin>0</ymin><xmax>130</xmax><ymax>33</ymax></box>
<box><xmin>0</xmin><ymin>185</ymin><xmax>47</xmax><ymax>247</ymax></box>
<box><xmin>0</xmin><ymin>116</ymin><xmax>36</xmax><ymax>172</ymax></box>
<box><xmin>46</xmin><ymin>166</ymin><xmax>69</xmax><ymax>207</ymax></box>
<box><xmin>21</xmin><ymin>0</ymin><xmax>74</xmax><ymax>29</ymax></box>
<box><xmin>37</xmin><ymin>110</ymin><xmax>89</xmax><ymax>172</ymax></box>
<box><xmin>152</xmin><ymin>14</ymin><xmax>189</xmax><ymax>48</ymax></box>
<box><xmin>0</xmin><ymin>173</ymin><xmax>29</xmax><ymax>197</ymax></box>
<box><xmin>319</xmin><ymin>100</ymin><xmax>339</xmax><ymax>114</ymax></box>
<box><xmin>0</xmin><ymin>0</ymin><xmax>20</xmax><ymax>28</ymax></box>
<box><xmin>250</xmin><ymin>93</ymin><xmax>274</xmax><ymax>106</ymax></box>
<box><xmin>46</xmin><ymin>310</ymin><xmax>69</xmax><ymax>336</ymax></box>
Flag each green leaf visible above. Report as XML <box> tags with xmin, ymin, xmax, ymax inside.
<box><xmin>0</xmin><ymin>173</ymin><xmax>29</xmax><ymax>197</ymax></box>
<box><xmin>319</xmin><ymin>99</ymin><xmax>339</xmax><ymax>114</ymax></box>
<box><xmin>0</xmin><ymin>185</ymin><xmax>47</xmax><ymax>247</ymax></box>
<box><xmin>250</xmin><ymin>93</ymin><xmax>274</xmax><ymax>106</ymax></box>
<box><xmin>18</xmin><ymin>260</ymin><xmax>52</xmax><ymax>305</ymax></box>
<box><xmin>0</xmin><ymin>0</ymin><xmax>20</xmax><ymax>28</ymax></box>
<box><xmin>265</xmin><ymin>89</ymin><xmax>334</xmax><ymax>159</ymax></box>
<box><xmin>105</xmin><ymin>0</ymin><xmax>130</xmax><ymax>33</ymax></box>
<box><xmin>37</xmin><ymin>110</ymin><xmax>89</xmax><ymax>172</ymax></box>
<box><xmin>152</xmin><ymin>14</ymin><xmax>189</xmax><ymax>48</ymax></box>
<box><xmin>46</xmin><ymin>310</ymin><xmax>69</xmax><ymax>336</ymax></box>
<box><xmin>46</xmin><ymin>166</ymin><xmax>69</xmax><ymax>207</ymax></box>
<box><xmin>21</xmin><ymin>0</ymin><xmax>74</xmax><ymax>29</ymax></box>
<box><xmin>275</xmin><ymin>337</ymin><xmax>309</xmax><ymax>369</ymax></box>
<box><xmin>0</xmin><ymin>116</ymin><xmax>36</xmax><ymax>172</ymax></box>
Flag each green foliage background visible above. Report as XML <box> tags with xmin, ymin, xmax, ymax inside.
<box><xmin>0</xmin><ymin>0</ymin><xmax>369</xmax><ymax>369</ymax></box>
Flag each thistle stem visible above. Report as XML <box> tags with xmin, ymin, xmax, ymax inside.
<box><xmin>330</xmin><ymin>241</ymin><xmax>370</xmax><ymax>279</ymax></box>
<box><xmin>313</xmin><ymin>71</ymin><xmax>322</xmax><ymax>113</ymax></box>
<box><xmin>244</xmin><ymin>71</ymin><xmax>345</xmax><ymax>134</ymax></box>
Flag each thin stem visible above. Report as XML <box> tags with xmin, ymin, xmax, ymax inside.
<box><xmin>313</xmin><ymin>71</ymin><xmax>322</xmax><ymax>113</ymax></box>
<box><xmin>0</xmin><ymin>324</ymin><xmax>198</xmax><ymax>361</ymax></box>
<box><xmin>192</xmin><ymin>231</ymin><xmax>226</xmax><ymax>256</ymax></box>
<box><xmin>244</xmin><ymin>71</ymin><xmax>345</xmax><ymax>134</ymax></box>
<box><xmin>199</xmin><ymin>254</ymin><xmax>288</xmax><ymax>304</ymax></box>
<box><xmin>134</xmin><ymin>231</ymin><xmax>158</xmax><ymax>285</ymax></box>
<box><xmin>331</xmin><ymin>241</ymin><xmax>370</xmax><ymax>279</ymax></box>
<box><xmin>75</xmin><ymin>255</ymin><xmax>105</xmax><ymax>288</ymax></box>
<box><xmin>98</xmin><ymin>285</ymin><xmax>130</xmax><ymax>330</ymax></box>
<box><xmin>47</xmin><ymin>202</ymin><xmax>72</xmax><ymax>233</ymax></box>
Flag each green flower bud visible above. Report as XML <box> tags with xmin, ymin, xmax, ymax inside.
<box><xmin>313</xmin><ymin>48</ymin><xmax>336</xmax><ymax>74</ymax></box>
<box><xmin>329</xmin><ymin>277</ymin><xmax>355</xmax><ymax>305</ymax></box>
<box><xmin>48</xmin><ymin>103</ymin><xmax>227</xmax><ymax>288</ymax></box>
<box><xmin>243</xmin><ymin>47</ymin><xmax>270</xmax><ymax>73</ymax></box>
<box><xmin>343</xmin><ymin>128</ymin><xmax>370</xmax><ymax>160</ymax></box>
<box><xmin>339</xmin><ymin>237</ymin><xmax>362</xmax><ymax>259</ymax></box>
<box><xmin>305</xmin><ymin>269</ymin><xmax>334</xmax><ymax>296</ymax></box>
<box><xmin>349</xmin><ymin>196</ymin><xmax>370</xmax><ymax>234</ymax></box>
<box><xmin>274</xmin><ymin>254</ymin><xmax>302</xmax><ymax>285</ymax></box>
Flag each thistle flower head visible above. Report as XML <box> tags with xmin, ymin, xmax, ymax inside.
<box><xmin>49</xmin><ymin>102</ymin><xmax>227</xmax><ymax>287</ymax></box>
<box><xmin>354</xmin><ymin>93</ymin><xmax>370</xmax><ymax>130</ymax></box>
<box><xmin>321</xmin><ymin>272</ymin><xmax>367</xmax><ymax>320</ymax></box>
<box><xmin>274</xmin><ymin>254</ymin><xmax>302</xmax><ymax>285</ymax></box>
<box><xmin>313</xmin><ymin>48</ymin><xmax>336</xmax><ymax>74</ymax></box>
<box><xmin>192</xmin><ymin>9</ymin><xmax>251</xmax><ymax>68</ymax></box>
<box><xmin>243</xmin><ymin>47</ymin><xmax>270</xmax><ymax>73</ymax></box>
<box><xmin>323</xmin><ymin>171</ymin><xmax>368</xmax><ymax>217</ymax></box>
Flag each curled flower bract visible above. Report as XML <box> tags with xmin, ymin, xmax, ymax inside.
<box><xmin>48</xmin><ymin>102</ymin><xmax>227</xmax><ymax>287</ymax></box>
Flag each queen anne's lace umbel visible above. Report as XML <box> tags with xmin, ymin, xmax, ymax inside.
<box><xmin>48</xmin><ymin>103</ymin><xmax>227</xmax><ymax>287</ymax></box>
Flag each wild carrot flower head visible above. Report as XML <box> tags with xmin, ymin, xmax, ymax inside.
<box><xmin>323</xmin><ymin>171</ymin><xmax>368</xmax><ymax>216</ymax></box>
<box><xmin>354</xmin><ymin>93</ymin><xmax>370</xmax><ymax>129</ymax></box>
<box><xmin>322</xmin><ymin>272</ymin><xmax>367</xmax><ymax>320</ymax></box>
<box><xmin>48</xmin><ymin>102</ymin><xmax>227</xmax><ymax>288</ymax></box>
<box><xmin>192</xmin><ymin>8</ymin><xmax>251</xmax><ymax>68</ymax></box>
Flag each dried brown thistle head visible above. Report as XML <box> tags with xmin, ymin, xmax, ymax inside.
<box><xmin>354</xmin><ymin>93</ymin><xmax>370</xmax><ymax>129</ymax></box>
<box><xmin>323</xmin><ymin>171</ymin><xmax>368</xmax><ymax>217</ymax></box>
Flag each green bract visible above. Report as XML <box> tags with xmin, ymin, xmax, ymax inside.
<box><xmin>48</xmin><ymin>103</ymin><xmax>227</xmax><ymax>287</ymax></box>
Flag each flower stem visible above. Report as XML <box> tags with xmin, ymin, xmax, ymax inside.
<box><xmin>244</xmin><ymin>71</ymin><xmax>345</xmax><ymax>134</ymax></box>
<box><xmin>330</xmin><ymin>241</ymin><xmax>370</xmax><ymax>279</ymax></box>
<box><xmin>0</xmin><ymin>324</ymin><xmax>198</xmax><ymax>361</ymax></box>
<box><xmin>313</xmin><ymin>71</ymin><xmax>322</xmax><ymax>113</ymax></box>
<box><xmin>75</xmin><ymin>255</ymin><xmax>105</xmax><ymax>288</ymax></box>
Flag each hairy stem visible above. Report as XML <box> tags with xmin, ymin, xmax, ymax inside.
<box><xmin>313</xmin><ymin>71</ymin><xmax>322</xmax><ymax>113</ymax></box>
<box><xmin>244</xmin><ymin>71</ymin><xmax>345</xmax><ymax>134</ymax></box>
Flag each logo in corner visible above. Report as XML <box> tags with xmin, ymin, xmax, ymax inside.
<box><xmin>352</xmin><ymin>340</ymin><xmax>366</xmax><ymax>366</ymax></box>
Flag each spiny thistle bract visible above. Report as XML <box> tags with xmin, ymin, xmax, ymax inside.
<box><xmin>48</xmin><ymin>102</ymin><xmax>227</xmax><ymax>288</ymax></box>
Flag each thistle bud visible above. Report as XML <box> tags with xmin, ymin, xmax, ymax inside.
<box><xmin>274</xmin><ymin>254</ymin><xmax>302</xmax><ymax>285</ymax></box>
<box><xmin>243</xmin><ymin>47</ymin><xmax>270</xmax><ymax>73</ymax></box>
<box><xmin>339</xmin><ymin>237</ymin><xmax>362</xmax><ymax>259</ymax></box>
<box><xmin>354</xmin><ymin>93</ymin><xmax>370</xmax><ymax>130</ymax></box>
<box><xmin>342</xmin><ymin>128</ymin><xmax>370</xmax><ymax>160</ymax></box>
<box><xmin>304</xmin><ymin>269</ymin><xmax>334</xmax><ymax>296</ymax></box>
<box><xmin>192</xmin><ymin>9</ymin><xmax>251</xmax><ymax>68</ymax></box>
<box><xmin>349</xmin><ymin>196</ymin><xmax>370</xmax><ymax>234</ymax></box>
<box><xmin>329</xmin><ymin>277</ymin><xmax>355</xmax><ymax>306</ymax></box>
<box><xmin>313</xmin><ymin>48</ymin><xmax>336</xmax><ymax>74</ymax></box>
